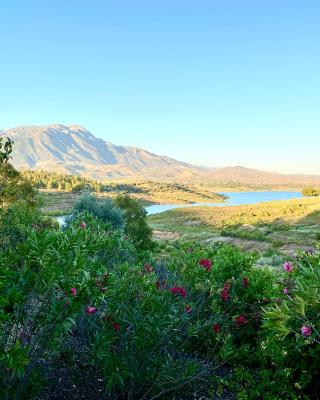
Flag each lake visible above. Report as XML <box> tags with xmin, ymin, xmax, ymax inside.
<box><xmin>145</xmin><ymin>191</ymin><xmax>302</xmax><ymax>215</ymax></box>
<box><xmin>56</xmin><ymin>191</ymin><xmax>303</xmax><ymax>225</ymax></box>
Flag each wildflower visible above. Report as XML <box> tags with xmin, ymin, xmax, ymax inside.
<box><xmin>80</xmin><ymin>221</ymin><xmax>86</xmax><ymax>230</ymax></box>
<box><xmin>301</xmin><ymin>325</ymin><xmax>312</xmax><ymax>337</ymax></box>
<box><xmin>212</xmin><ymin>323</ymin><xmax>221</xmax><ymax>333</ymax></box>
<box><xmin>64</xmin><ymin>300</ymin><xmax>70</xmax><ymax>308</ymax></box>
<box><xmin>70</xmin><ymin>287</ymin><xmax>77</xmax><ymax>296</ymax></box>
<box><xmin>283</xmin><ymin>261</ymin><xmax>293</xmax><ymax>272</ymax></box>
<box><xmin>235</xmin><ymin>315</ymin><xmax>248</xmax><ymax>326</ymax></box>
<box><xmin>112</xmin><ymin>322</ymin><xmax>120</xmax><ymax>332</ymax></box>
<box><xmin>170</xmin><ymin>286</ymin><xmax>187</xmax><ymax>298</ymax></box>
<box><xmin>86</xmin><ymin>306</ymin><xmax>97</xmax><ymax>314</ymax></box>
<box><xmin>243</xmin><ymin>277</ymin><xmax>249</xmax><ymax>287</ymax></box>
<box><xmin>283</xmin><ymin>287</ymin><xmax>289</xmax><ymax>295</ymax></box>
<box><xmin>199</xmin><ymin>258</ymin><xmax>212</xmax><ymax>272</ymax></box>
<box><xmin>185</xmin><ymin>305</ymin><xmax>192</xmax><ymax>314</ymax></box>
<box><xmin>144</xmin><ymin>263</ymin><xmax>153</xmax><ymax>273</ymax></box>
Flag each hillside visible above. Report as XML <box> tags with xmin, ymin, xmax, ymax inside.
<box><xmin>1</xmin><ymin>124</ymin><xmax>320</xmax><ymax>186</ymax></box>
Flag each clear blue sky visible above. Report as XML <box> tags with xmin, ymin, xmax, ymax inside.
<box><xmin>1</xmin><ymin>1</ymin><xmax>319</xmax><ymax>174</ymax></box>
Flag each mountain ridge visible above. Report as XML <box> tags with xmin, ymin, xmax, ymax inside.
<box><xmin>1</xmin><ymin>124</ymin><xmax>320</xmax><ymax>186</ymax></box>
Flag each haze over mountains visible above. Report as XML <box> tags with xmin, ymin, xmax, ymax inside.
<box><xmin>1</xmin><ymin>124</ymin><xmax>320</xmax><ymax>187</ymax></box>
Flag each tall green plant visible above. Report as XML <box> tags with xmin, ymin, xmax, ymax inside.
<box><xmin>115</xmin><ymin>195</ymin><xmax>154</xmax><ymax>251</ymax></box>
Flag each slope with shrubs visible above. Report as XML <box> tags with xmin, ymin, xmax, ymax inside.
<box><xmin>1</xmin><ymin>140</ymin><xmax>320</xmax><ymax>399</ymax></box>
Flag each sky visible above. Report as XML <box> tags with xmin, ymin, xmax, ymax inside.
<box><xmin>0</xmin><ymin>1</ymin><xmax>319</xmax><ymax>174</ymax></box>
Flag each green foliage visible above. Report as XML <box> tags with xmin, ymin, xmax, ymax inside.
<box><xmin>68</xmin><ymin>193</ymin><xmax>125</xmax><ymax>230</ymax></box>
<box><xmin>115</xmin><ymin>195</ymin><xmax>154</xmax><ymax>251</ymax></box>
<box><xmin>0</xmin><ymin>163</ymin><xmax>37</xmax><ymax>208</ymax></box>
<box><xmin>302</xmin><ymin>186</ymin><xmax>320</xmax><ymax>197</ymax></box>
<box><xmin>2</xmin><ymin>147</ymin><xmax>320</xmax><ymax>399</ymax></box>
<box><xmin>0</xmin><ymin>137</ymin><xmax>14</xmax><ymax>164</ymax></box>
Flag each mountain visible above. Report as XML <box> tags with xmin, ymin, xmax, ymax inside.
<box><xmin>1</xmin><ymin>124</ymin><xmax>320</xmax><ymax>187</ymax></box>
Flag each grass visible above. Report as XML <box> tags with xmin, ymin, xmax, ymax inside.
<box><xmin>148</xmin><ymin>197</ymin><xmax>320</xmax><ymax>261</ymax></box>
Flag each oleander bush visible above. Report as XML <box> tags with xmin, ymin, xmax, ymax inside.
<box><xmin>2</xmin><ymin>145</ymin><xmax>320</xmax><ymax>398</ymax></box>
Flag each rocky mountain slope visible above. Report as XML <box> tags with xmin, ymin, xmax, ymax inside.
<box><xmin>1</xmin><ymin>124</ymin><xmax>319</xmax><ymax>186</ymax></box>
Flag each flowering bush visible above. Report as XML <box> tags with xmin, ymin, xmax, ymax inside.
<box><xmin>2</xmin><ymin>160</ymin><xmax>320</xmax><ymax>399</ymax></box>
<box><xmin>259</xmin><ymin>249</ymin><xmax>320</xmax><ymax>398</ymax></box>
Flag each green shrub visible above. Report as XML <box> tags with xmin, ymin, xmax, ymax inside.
<box><xmin>115</xmin><ymin>195</ymin><xmax>154</xmax><ymax>251</ymax></box>
<box><xmin>68</xmin><ymin>193</ymin><xmax>125</xmax><ymax>230</ymax></box>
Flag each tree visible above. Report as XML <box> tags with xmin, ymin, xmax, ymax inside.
<box><xmin>0</xmin><ymin>139</ymin><xmax>36</xmax><ymax>208</ymax></box>
<box><xmin>115</xmin><ymin>195</ymin><xmax>154</xmax><ymax>251</ymax></box>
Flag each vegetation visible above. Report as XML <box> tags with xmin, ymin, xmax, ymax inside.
<box><xmin>2</xmin><ymin>142</ymin><xmax>320</xmax><ymax>399</ymax></box>
<box><xmin>115</xmin><ymin>195</ymin><xmax>154</xmax><ymax>251</ymax></box>
<box><xmin>302</xmin><ymin>186</ymin><xmax>320</xmax><ymax>197</ymax></box>
<box><xmin>149</xmin><ymin>197</ymin><xmax>320</xmax><ymax>260</ymax></box>
<box><xmin>22</xmin><ymin>169</ymin><xmax>226</xmax><ymax>205</ymax></box>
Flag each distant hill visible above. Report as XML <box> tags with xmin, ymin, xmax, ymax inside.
<box><xmin>1</xmin><ymin>124</ymin><xmax>320</xmax><ymax>187</ymax></box>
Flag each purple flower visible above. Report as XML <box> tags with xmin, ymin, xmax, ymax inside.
<box><xmin>301</xmin><ymin>325</ymin><xmax>312</xmax><ymax>337</ymax></box>
<box><xmin>283</xmin><ymin>287</ymin><xmax>289</xmax><ymax>295</ymax></box>
<box><xmin>283</xmin><ymin>261</ymin><xmax>293</xmax><ymax>273</ymax></box>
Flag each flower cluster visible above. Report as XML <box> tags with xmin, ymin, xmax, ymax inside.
<box><xmin>235</xmin><ymin>315</ymin><xmax>248</xmax><ymax>326</ymax></box>
<box><xmin>301</xmin><ymin>325</ymin><xmax>312</xmax><ymax>337</ymax></box>
<box><xmin>221</xmin><ymin>282</ymin><xmax>230</xmax><ymax>302</ymax></box>
<box><xmin>283</xmin><ymin>261</ymin><xmax>293</xmax><ymax>272</ymax></box>
<box><xmin>199</xmin><ymin>258</ymin><xmax>212</xmax><ymax>272</ymax></box>
<box><xmin>170</xmin><ymin>286</ymin><xmax>187</xmax><ymax>298</ymax></box>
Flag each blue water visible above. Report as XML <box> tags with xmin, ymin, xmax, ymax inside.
<box><xmin>145</xmin><ymin>191</ymin><xmax>302</xmax><ymax>215</ymax></box>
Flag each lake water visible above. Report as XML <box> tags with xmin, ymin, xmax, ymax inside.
<box><xmin>145</xmin><ymin>191</ymin><xmax>302</xmax><ymax>215</ymax></box>
<box><xmin>56</xmin><ymin>191</ymin><xmax>303</xmax><ymax>225</ymax></box>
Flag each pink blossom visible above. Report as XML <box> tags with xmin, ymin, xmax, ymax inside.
<box><xmin>80</xmin><ymin>221</ymin><xmax>86</xmax><ymax>230</ymax></box>
<box><xmin>301</xmin><ymin>325</ymin><xmax>312</xmax><ymax>337</ymax></box>
<box><xmin>221</xmin><ymin>282</ymin><xmax>230</xmax><ymax>302</ymax></box>
<box><xmin>283</xmin><ymin>261</ymin><xmax>293</xmax><ymax>272</ymax></box>
<box><xmin>199</xmin><ymin>258</ymin><xmax>212</xmax><ymax>272</ymax></box>
<box><xmin>235</xmin><ymin>315</ymin><xmax>248</xmax><ymax>326</ymax></box>
<box><xmin>85</xmin><ymin>306</ymin><xmax>97</xmax><ymax>314</ymax></box>
<box><xmin>70</xmin><ymin>287</ymin><xmax>77</xmax><ymax>296</ymax></box>
<box><xmin>212</xmin><ymin>323</ymin><xmax>221</xmax><ymax>333</ymax></box>
<box><xmin>283</xmin><ymin>287</ymin><xmax>289</xmax><ymax>295</ymax></box>
<box><xmin>170</xmin><ymin>286</ymin><xmax>187</xmax><ymax>298</ymax></box>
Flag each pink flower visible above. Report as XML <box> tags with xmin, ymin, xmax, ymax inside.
<box><xmin>235</xmin><ymin>315</ymin><xmax>248</xmax><ymax>326</ymax></box>
<box><xmin>85</xmin><ymin>306</ymin><xmax>97</xmax><ymax>314</ymax></box>
<box><xmin>112</xmin><ymin>322</ymin><xmax>120</xmax><ymax>331</ymax></box>
<box><xmin>243</xmin><ymin>277</ymin><xmax>249</xmax><ymax>287</ymax></box>
<box><xmin>199</xmin><ymin>258</ymin><xmax>212</xmax><ymax>272</ymax></box>
<box><xmin>301</xmin><ymin>325</ymin><xmax>312</xmax><ymax>337</ymax></box>
<box><xmin>170</xmin><ymin>286</ymin><xmax>187</xmax><ymax>298</ymax></box>
<box><xmin>212</xmin><ymin>323</ymin><xmax>221</xmax><ymax>333</ymax></box>
<box><xmin>80</xmin><ymin>221</ymin><xmax>86</xmax><ymax>230</ymax></box>
<box><xmin>185</xmin><ymin>305</ymin><xmax>192</xmax><ymax>314</ymax></box>
<box><xmin>283</xmin><ymin>261</ymin><xmax>293</xmax><ymax>272</ymax></box>
<box><xmin>221</xmin><ymin>283</ymin><xmax>230</xmax><ymax>302</ymax></box>
<box><xmin>283</xmin><ymin>287</ymin><xmax>289</xmax><ymax>295</ymax></box>
<box><xmin>70</xmin><ymin>287</ymin><xmax>77</xmax><ymax>296</ymax></box>
<box><xmin>144</xmin><ymin>263</ymin><xmax>153</xmax><ymax>273</ymax></box>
